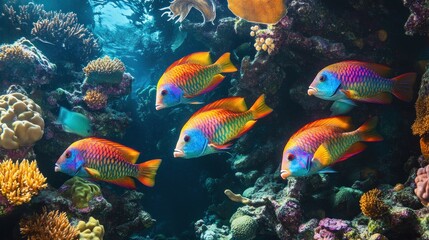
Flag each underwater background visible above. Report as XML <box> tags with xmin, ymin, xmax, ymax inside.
<box><xmin>0</xmin><ymin>0</ymin><xmax>429</xmax><ymax>239</ymax></box>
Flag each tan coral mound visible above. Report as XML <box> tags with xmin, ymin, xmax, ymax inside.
<box><xmin>83</xmin><ymin>90</ymin><xmax>108</xmax><ymax>110</ymax></box>
<box><xmin>227</xmin><ymin>0</ymin><xmax>287</xmax><ymax>24</ymax></box>
<box><xmin>0</xmin><ymin>159</ymin><xmax>47</xmax><ymax>206</ymax></box>
<box><xmin>20</xmin><ymin>208</ymin><xmax>79</xmax><ymax>240</ymax></box>
<box><xmin>0</xmin><ymin>44</ymin><xmax>33</xmax><ymax>65</ymax></box>
<box><xmin>83</xmin><ymin>56</ymin><xmax>125</xmax><ymax>84</ymax></box>
<box><xmin>77</xmin><ymin>217</ymin><xmax>105</xmax><ymax>240</ymax></box>
<box><xmin>0</xmin><ymin>93</ymin><xmax>44</xmax><ymax>149</ymax></box>
<box><xmin>359</xmin><ymin>189</ymin><xmax>389</xmax><ymax>219</ymax></box>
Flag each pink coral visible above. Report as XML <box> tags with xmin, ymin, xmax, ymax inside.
<box><xmin>415</xmin><ymin>165</ymin><xmax>429</xmax><ymax>206</ymax></box>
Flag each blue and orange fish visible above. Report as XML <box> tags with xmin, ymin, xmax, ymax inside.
<box><xmin>281</xmin><ymin>116</ymin><xmax>382</xmax><ymax>179</ymax></box>
<box><xmin>55</xmin><ymin>138</ymin><xmax>161</xmax><ymax>189</ymax></box>
<box><xmin>155</xmin><ymin>51</ymin><xmax>237</xmax><ymax>110</ymax></box>
<box><xmin>174</xmin><ymin>95</ymin><xmax>273</xmax><ymax>159</ymax></box>
<box><xmin>307</xmin><ymin>61</ymin><xmax>416</xmax><ymax>115</ymax></box>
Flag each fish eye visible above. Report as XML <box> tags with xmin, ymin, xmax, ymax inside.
<box><xmin>65</xmin><ymin>151</ymin><xmax>72</xmax><ymax>158</ymax></box>
<box><xmin>161</xmin><ymin>89</ymin><xmax>168</xmax><ymax>96</ymax></box>
<box><xmin>184</xmin><ymin>135</ymin><xmax>190</xmax><ymax>142</ymax></box>
<box><xmin>319</xmin><ymin>75</ymin><xmax>326</xmax><ymax>82</ymax></box>
<box><xmin>287</xmin><ymin>154</ymin><xmax>295</xmax><ymax>161</ymax></box>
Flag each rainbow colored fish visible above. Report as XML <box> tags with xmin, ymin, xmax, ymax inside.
<box><xmin>55</xmin><ymin>138</ymin><xmax>162</xmax><ymax>189</ymax></box>
<box><xmin>156</xmin><ymin>52</ymin><xmax>237</xmax><ymax>110</ymax></box>
<box><xmin>174</xmin><ymin>95</ymin><xmax>273</xmax><ymax>159</ymax></box>
<box><xmin>281</xmin><ymin>116</ymin><xmax>382</xmax><ymax>179</ymax></box>
<box><xmin>307</xmin><ymin>61</ymin><xmax>416</xmax><ymax>115</ymax></box>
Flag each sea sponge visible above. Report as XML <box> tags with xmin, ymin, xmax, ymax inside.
<box><xmin>230</xmin><ymin>215</ymin><xmax>258</xmax><ymax>240</ymax></box>
<box><xmin>76</xmin><ymin>217</ymin><xmax>105</xmax><ymax>240</ymax></box>
<box><xmin>83</xmin><ymin>89</ymin><xmax>108</xmax><ymax>110</ymax></box>
<box><xmin>20</xmin><ymin>208</ymin><xmax>79</xmax><ymax>240</ymax></box>
<box><xmin>0</xmin><ymin>92</ymin><xmax>45</xmax><ymax>149</ymax></box>
<box><xmin>59</xmin><ymin>177</ymin><xmax>102</xmax><ymax>210</ymax></box>
<box><xmin>0</xmin><ymin>159</ymin><xmax>47</xmax><ymax>206</ymax></box>
<box><xmin>83</xmin><ymin>56</ymin><xmax>125</xmax><ymax>84</ymax></box>
<box><xmin>359</xmin><ymin>189</ymin><xmax>389</xmax><ymax>219</ymax></box>
<box><xmin>415</xmin><ymin>165</ymin><xmax>429</xmax><ymax>206</ymax></box>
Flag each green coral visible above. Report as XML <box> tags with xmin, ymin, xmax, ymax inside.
<box><xmin>230</xmin><ymin>215</ymin><xmax>257</xmax><ymax>240</ymax></box>
<box><xmin>60</xmin><ymin>177</ymin><xmax>102</xmax><ymax>210</ymax></box>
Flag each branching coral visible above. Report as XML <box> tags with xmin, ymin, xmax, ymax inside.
<box><xmin>77</xmin><ymin>217</ymin><xmax>105</xmax><ymax>240</ymax></box>
<box><xmin>415</xmin><ymin>165</ymin><xmax>429</xmax><ymax>206</ymax></box>
<box><xmin>83</xmin><ymin>89</ymin><xmax>108</xmax><ymax>110</ymax></box>
<box><xmin>0</xmin><ymin>44</ymin><xmax>33</xmax><ymax>64</ymax></box>
<box><xmin>0</xmin><ymin>159</ymin><xmax>47</xmax><ymax>206</ymax></box>
<box><xmin>1</xmin><ymin>3</ymin><xmax>47</xmax><ymax>36</ymax></box>
<box><xmin>20</xmin><ymin>208</ymin><xmax>79</xmax><ymax>240</ymax></box>
<box><xmin>0</xmin><ymin>92</ymin><xmax>45</xmax><ymax>149</ymax></box>
<box><xmin>359</xmin><ymin>189</ymin><xmax>389</xmax><ymax>219</ymax></box>
<box><xmin>83</xmin><ymin>56</ymin><xmax>125</xmax><ymax>84</ymax></box>
<box><xmin>31</xmin><ymin>11</ymin><xmax>100</xmax><ymax>63</ymax></box>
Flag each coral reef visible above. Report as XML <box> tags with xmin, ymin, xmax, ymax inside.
<box><xmin>58</xmin><ymin>177</ymin><xmax>104</xmax><ymax>213</ymax></box>
<box><xmin>83</xmin><ymin>89</ymin><xmax>108</xmax><ymax>110</ymax></box>
<box><xmin>20</xmin><ymin>208</ymin><xmax>80</xmax><ymax>240</ymax></box>
<box><xmin>359</xmin><ymin>189</ymin><xmax>389</xmax><ymax>219</ymax></box>
<box><xmin>0</xmin><ymin>92</ymin><xmax>44</xmax><ymax>150</ymax></box>
<box><xmin>0</xmin><ymin>159</ymin><xmax>47</xmax><ymax>209</ymax></box>
<box><xmin>0</xmin><ymin>37</ymin><xmax>56</xmax><ymax>90</ymax></box>
<box><xmin>415</xmin><ymin>165</ymin><xmax>429</xmax><ymax>206</ymax></box>
<box><xmin>1</xmin><ymin>3</ymin><xmax>47</xmax><ymax>38</ymax></box>
<box><xmin>77</xmin><ymin>217</ymin><xmax>105</xmax><ymax>240</ymax></box>
<box><xmin>83</xmin><ymin>56</ymin><xmax>126</xmax><ymax>84</ymax></box>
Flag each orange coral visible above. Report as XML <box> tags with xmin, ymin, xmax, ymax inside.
<box><xmin>412</xmin><ymin>95</ymin><xmax>429</xmax><ymax>137</ymax></box>
<box><xmin>20</xmin><ymin>208</ymin><xmax>79</xmax><ymax>240</ymax></box>
<box><xmin>84</xmin><ymin>89</ymin><xmax>108</xmax><ymax>110</ymax></box>
<box><xmin>0</xmin><ymin>159</ymin><xmax>47</xmax><ymax>206</ymax></box>
<box><xmin>359</xmin><ymin>189</ymin><xmax>389</xmax><ymax>219</ymax></box>
<box><xmin>83</xmin><ymin>56</ymin><xmax>125</xmax><ymax>84</ymax></box>
<box><xmin>0</xmin><ymin>44</ymin><xmax>33</xmax><ymax>65</ymax></box>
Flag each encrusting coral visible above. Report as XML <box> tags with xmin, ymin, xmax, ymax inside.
<box><xmin>415</xmin><ymin>165</ymin><xmax>429</xmax><ymax>206</ymax></box>
<box><xmin>359</xmin><ymin>189</ymin><xmax>389</xmax><ymax>219</ymax></box>
<box><xmin>0</xmin><ymin>92</ymin><xmax>45</xmax><ymax>150</ymax></box>
<box><xmin>77</xmin><ymin>217</ymin><xmax>105</xmax><ymax>240</ymax></box>
<box><xmin>83</xmin><ymin>89</ymin><xmax>108</xmax><ymax>110</ymax></box>
<box><xmin>20</xmin><ymin>208</ymin><xmax>79</xmax><ymax>240</ymax></box>
<box><xmin>83</xmin><ymin>56</ymin><xmax>126</xmax><ymax>84</ymax></box>
<box><xmin>0</xmin><ymin>159</ymin><xmax>47</xmax><ymax>206</ymax></box>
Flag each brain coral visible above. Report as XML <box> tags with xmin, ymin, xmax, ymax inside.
<box><xmin>0</xmin><ymin>93</ymin><xmax>44</xmax><ymax>149</ymax></box>
<box><xmin>230</xmin><ymin>215</ymin><xmax>258</xmax><ymax>240</ymax></box>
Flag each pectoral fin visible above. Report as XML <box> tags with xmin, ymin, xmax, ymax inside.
<box><xmin>84</xmin><ymin>167</ymin><xmax>101</xmax><ymax>178</ymax></box>
<box><xmin>209</xmin><ymin>142</ymin><xmax>233</xmax><ymax>150</ymax></box>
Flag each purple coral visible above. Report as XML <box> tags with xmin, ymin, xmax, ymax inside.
<box><xmin>414</xmin><ymin>165</ymin><xmax>429</xmax><ymax>206</ymax></box>
<box><xmin>403</xmin><ymin>0</ymin><xmax>429</xmax><ymax>35</ymax></box>
<box><xmin>318</xmin><ymin>218</ymin><xmax>351</xmax><ymax>232</ymax></box>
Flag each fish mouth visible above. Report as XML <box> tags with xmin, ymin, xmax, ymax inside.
<box><xmin>280</xmin><ymin>169</ymin><xmax>290</xmax><ymax>179</ymax></box>
<box><xmin>173</xmin><ymin>149</ymin><xmax>184</xmax><ymax>158</ymax></box>
<box><xmin>54</xmin><ymin>164</ymin><xmax>60</xmax><ymax>172</ymax></box>
<box><xmin>307</xmin><ymin>87</ymin><xmax>317</xmax><ymax>96</ymax></box>
<box><xmin>155</xmin><ymin>104</ymin><xmax>164</xmax><ymax>110</ymax></box>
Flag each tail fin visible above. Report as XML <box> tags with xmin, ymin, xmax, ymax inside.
<box><xmin>356</xmin><ymin>117</ymin><xmax>383</xmax><ymax>142</ymax></box>
<box><xmin>392</xmin><ymin>72</ymin><xmax>416</xmax><ymax>102</ymax></box>
<box><xmin>214</xmin><ymin>53</ymin><xmax>237</xmax><ymax>73</ymax></box>
<box><xmin>136</xmin><ymin>159</ymin><xmax>162</xmax><ymax>187</ymax></box>
<box><xmin>249</xmin><ymin>94</ymin><xmax>273</xmax><ymax>119</ymax></box>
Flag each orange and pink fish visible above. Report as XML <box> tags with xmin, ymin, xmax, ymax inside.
<box><xmin>307</xmin><ymin>61</ymin><xmax>416</xmax><ymax>115</ymax></box>
<box><xmin>55</xmin><ymin>138</ymin><xmax>161</xmax><ymax>189</ymax></box>
<box><xmin>281</xmin><ymin>116</ymin><xmax>382</xmax><ymax>179</ymax></box>
<box><xmin>155</xmin><ymin>52</ymin><xmax>237</xmax><ymax>110</ymax></box>
<box><xmin>174</xmin><ymin>95</ymin><xmax>273</xmax><ymax>159</ymax></box>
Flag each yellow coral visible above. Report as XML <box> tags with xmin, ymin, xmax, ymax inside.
<box><xmin>77</xmin><ymin>217</ymin><xmax>105</xmax><ymax>240</ymax></box>
<box><xmin>0</xmin><ymin>159</ymin><xmax>47</xmax><ymax>206</ymax></box>
<box><xmin>359</xmin><ymin>189</ymin><xmax>389</xmax><ymax>219</ymax></box>
<box><xmin>20</xmin><ymin>208</ymin><xmax>79</xmax><ymax>240</ymax></box>
<box><xmin>0</xmin><ymin>44</ymin><xmax>33</xmax><ymax>64</ymax></box>
<box><xmin>83</xmin><ymin>56</ymin><xmax>125</xmax><ymax>84</ymax></box>
<box><xmin>0</xmin><ymin>93</ymin><xmax>45</xmax><ymax>149</ymax></box>
<box><xmin>83</xmin><ymin>89</ymin><xmax>108</xmax><ymax>110</ymax></box>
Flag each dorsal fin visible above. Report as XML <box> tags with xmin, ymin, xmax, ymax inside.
<box><xmin>344</xmin><ymin>61</ymin><xmax>392</xmax><ymax>77</ymax></box>
<box><xmin>191</xmin><ymin>97</ymin><xmax>248</xmax><ymax>118</ymax></box>
<box><xmin>290</xmin><ymin>116</ymin><xmax>351</xmax><ymax>139</ymax></box>
<box><xmin>88</xmin><ymin>138</ymin><xmax>140</xmax><ymax>164</ymax></box>
<box><xmin>165</xmin><ymin>52</ymin><xmax>212</xmax><ymax>72</ymax></box>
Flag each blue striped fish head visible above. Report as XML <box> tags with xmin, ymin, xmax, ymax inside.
<box><xmin>156</xmin><ymin>83</ymin><xmax>183</xmax><ymax>110</ymax></box>
<box><xmin>174</xmin><ymin>128</ymin><xmax>210</xmax><ymax>159</ymax></box>
<box><xmin>55</xmin><ymin>147</ymin><xmax>85</xmax><ymax>176</ymax></box>
<box><xmin>308</xmin><ymin>70</ymin><xmax>342</xmax><ymax>100</ymax></box>
<box><xmin>281</xmin><ymin>147</ymin><xmax>313</xmax><ymax>179</ymax></box>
